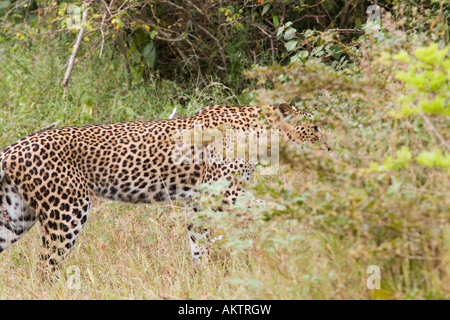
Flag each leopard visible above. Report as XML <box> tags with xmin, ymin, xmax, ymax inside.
<box><xmin>0</xmin><ymin>103</ymin><xmax>328</xmax><ymax>275</ymax></box>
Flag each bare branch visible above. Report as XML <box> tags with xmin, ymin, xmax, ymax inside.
<box><xmin>61</xmin><ymin>0</ymin><xmax>94</xmax><ymax>91</ymax></box>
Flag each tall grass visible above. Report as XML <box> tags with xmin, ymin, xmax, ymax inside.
<box><xmin>1</xmin><ymin>18</ymin><xmax>448</xmax><ymax>300</ymax></box>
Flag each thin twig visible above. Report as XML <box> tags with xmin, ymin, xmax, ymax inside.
<box><xmin>2</xmin><ymin>0</ymin><xmax>30</xmax><ymax>22</ymax></box>
<box><xmin>99</xmin><ymin>0</ymin><xmax>113</xmax><ymax>58</ymax></box>
<box><xmin>420</xmin><ymin>113</ymin><xmax>450</xmax><ymax>151</ymax></box>
<box><xmin>61</xmin><ymin>0</ymin><xmax>93</xmax><ymax>94</ymax></box>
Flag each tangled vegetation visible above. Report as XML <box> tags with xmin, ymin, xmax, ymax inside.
<box><xmin>0</xmin><ymin>0</ymin><xmax>449</xmax><ymax>299</ymax></box>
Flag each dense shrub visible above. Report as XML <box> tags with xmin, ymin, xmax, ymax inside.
<box><xmin>0</xmin><ymin>0</ymin><xmax>410</xmax><ymax>86</ymax></box>
<box><xmin>0</xmin><ymin>0</ymin><xmax>448</xmax><ymax>299</ymax></box>
<box><xmin>241</xmin><ymin>11</ymin><xmax>449</xmax><ymax>297</ymax></box>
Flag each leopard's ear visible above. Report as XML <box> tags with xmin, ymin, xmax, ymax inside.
<box><xmin>278</xmin><ymin>103</ymin><xmax>296</xmax><ymax>117</ymax></box>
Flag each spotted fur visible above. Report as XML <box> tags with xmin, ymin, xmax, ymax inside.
<box><xmin>0</xmin><ymin>104</ymin><xmax>326</xmax><ymax>273</ymax></box>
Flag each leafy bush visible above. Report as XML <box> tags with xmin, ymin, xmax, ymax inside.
<box><xmin>1</xmin><ymin>0</ymin><xmax>400</xmax><ymax>87</ymax></box>
<box><xmin>240</xmin><ymin>15</ymin><xmax>449</xmax><ymax>298</ymax></box>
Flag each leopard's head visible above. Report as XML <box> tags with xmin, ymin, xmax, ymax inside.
<box><xmin>276</xmin><ymin>103</ymin><xmax>330</xmax><ymax>151</ymax></box>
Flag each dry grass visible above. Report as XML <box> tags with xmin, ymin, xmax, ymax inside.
<box><xmin>0</xmin><ymin>170</ymin><xmax>376</xmax><ymax>300</ymax></box>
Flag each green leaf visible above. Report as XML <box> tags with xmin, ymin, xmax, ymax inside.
<box><xmin>150</xmin><ymin>30</ymin><xmax>158</xmax><ymax>39</ymax></box>
<box><xmin>284</xmin><ymin>40</ymin><xmax>298</xmax><ymax>52</ymax></box>
<box><xmin>416</xmin><ymin>148</ymin><xmax>450</xmax><ymax>168</ymax></box>
<box><xmin>304</xmin><ymin>29</ymin><xmax>314</xmax><ymax>38</ymax></box>
<box><xmin>262</xmin><ymin>4</ymin><xmax>270</xmax><ymax>16</ymax></box>
<box><xmin>142</xmin><ymin>42</ymin><xmax>156</xmax><ymax>69</ymax></box>
<box><xmin>272</xmin><ymin>15</ymin><xmax>279</xmax><ymax>28</ymax></box>
<box><xmin>396</xmin><ymin>146</ymin><xmax>412</xmax><ymax>167</ymax></box>
<box><xmin>299</xmin><ymin>50</ymin><xmax>309</xmax><ymax>61</ymax></box>
<box><xmin>284</xmin><ymin>27</ymin><xmax>297</xmax><ymax>40</ymax></box>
